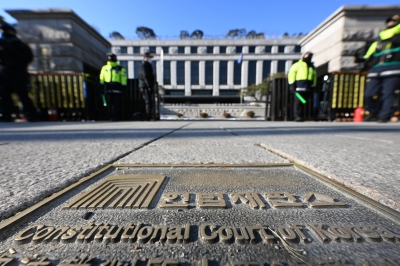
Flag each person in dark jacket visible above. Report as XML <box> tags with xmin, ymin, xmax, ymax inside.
<box><xmin>358</xmin><ymin>15</ymin><xmax>400</xmax><ymax>123</ymax></box>
<box><xmin>0</xmin><ymin>23</ymin><xmax>37</xmax><ymax>122</ymax></box>
<box><xmin>139</xmin><ymin>52</ymin><xmax>155</xmax><ymax>121</ymax></box>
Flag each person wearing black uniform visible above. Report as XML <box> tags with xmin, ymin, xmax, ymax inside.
<box><xmin>0</xmin><ymin>23</ymin><xmax>37</xmax><ymax>122</ymax></box>
<box><xmin>139</xmin><ymin>52</ymin><xmax>155</xmax><ymax>121</ymax></box>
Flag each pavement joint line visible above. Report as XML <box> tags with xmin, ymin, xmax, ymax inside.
<box><xmin>219</xmin><ymin>127</ymin><xmax>238</xmax><ymax>136</ymax></box>
<box><xmin>0</xmin><ymin>123</ymin><xmax>191</xmax><ymax>229</ymax></box>
<box><xmin>258</xmin><ymin>143</ymin><xmax>400</xmax><ymax>222</ymax></box>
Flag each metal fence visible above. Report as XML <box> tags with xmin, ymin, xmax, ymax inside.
<box><xmin>21</xmin><ymin>74</ymin><xmax>159</xmax><ymax>121</ymax></box>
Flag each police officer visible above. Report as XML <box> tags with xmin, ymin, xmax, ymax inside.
<box><xmin>99</xmin><ymin>53</ymin><xmax>127</xmax><ymax>121</ymax></box>
<box><xmin>0</xmin><ymin>23</ymin><xmax>36</xmax><ymax>122</ymax></box>
<box><xmin>139</xmin><ymin>52</ymin><xmax>155</xmax><ymax>121</ymax></box>
<box><xmin>288</xmin><ymin>52</ymin><xmax>317</xmax><ymax>122</ymax></box>
<box><xmin>359</xmin><ymin>15</ymin><xmax>400</xmax><ymax>123</ymax></box>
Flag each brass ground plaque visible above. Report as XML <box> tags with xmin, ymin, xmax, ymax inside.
<box><xmin>0</xmin><ymin>165</ymin><xmax>399</xmax><ymax>266</ymax></box>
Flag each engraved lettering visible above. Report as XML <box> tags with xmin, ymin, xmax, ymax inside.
<box><xmin>328</xmin><ymin>225</ymin><xmax>352</xmax><ymax>241</ymax></box>
<box><xmin>183</xmin><ymin>223</ymin><xmax>190</xmax><ymax>243</ymax></box>
<box><xmin>14</xmin><ymin>224</ymin><xmax>44</xmax><ymax>243</ymax></box>
<box><xmin>341</xmin><ymin>226</ymin><xmax>362</xmax><ymax>242</ymax></box>
<box><xmin>198</xmin><ymin>193</ymin><xmax>226</xmax><ymax>208</ymax></box>
<box><xmin>77</xmin><ymin>224</ymin><xmax>94</xmax><ymax>241</ymax></box>
<box><xmin>0</xmin><ymin>256</ymin><xmax>15</xmax><ymax>266</ymax></box>
<box><xmin>199</xmin><ymin>223</ymin><xmax>218</xmax><ymax>243</ymax></box>
<box><xmin>231</xmin><ymin>193</ymin><xmax>266</xmax><ymax>209</ymax></box>
<box><xmin>218</xmin><ymin>226</ymin><xmax>234</xmax><ymax>243</ymax></box>
<box><xmin>84</xmin><ymin>223</ymin><xmax>103</xmax><ymax>242</ymax></box>
<box><xmin>150</xmin><ymin>225</ymin><xmax>168</xmax><ymax>243</ymax></box>
<box><xmin>232</xmin><ymin>226</ymin><xmax>249</xmax><ymax>244</ymax></box>
<box><xmin>44</xmin><ymin>226</ymin><xmax>70</xmax><ymax>242</ymax></box>
<box><xmin>372</xmin><ymin>225</ymin><xmax>400</xmax><ymax>241</ymax></box>
<box><xmin>290</xmin><ymin>224</ymin><xmax>308</xmax><ymax>242</ymax></box>
<box><xmin>265</xmin><ymin>192</ymin><xmax>303</xmax><ymax>208</ymax></box>
<box><xmin>167</xmin><ymin>226</ymin><xmax>183</xmax><ymax>244</ymax></box>
<box><xmin>27</xmin><ymin>257</ymin><xmax>51</xmax><ymax>266</ymax></box>
<box><xmin>32</xmin><ymin>226</ymin><xmax>55</xmax><ymax>242</ymax></box>
<box><xmin>354</xmin><ymin>225</ymin><xmax>381</xmax><ymax>241</ymax></box>
<box><xmin>159</xmin><ymin>193</ymin><xmax>190</xmax><ymax>208</ymax></box>
<box><xmin>308</xmin><ymin>223</ymin><xmax>338</xmax><ymax>242</ymax></box>
<box><xmin>61</xmin><ymin>226</ymin><xmax>81</xmax><ymax>243</ymax></box>
<box><xmin>104</xmin><ymin>225</ymin><xmax>124</xmax><ymax>243</ymax></box>
<box><xmin>94</xmin><ymin>224</ymin><xmax>110</xmax><ymax>241</ymax></box>
<box><xmin>304</xmin><ymin>192</ymin><xmax>346</xmax><ymax>208</ymax></box>
<box><xmin>277</xmin><ymin>226</ymin><xmax>297</xmax><ymax>241</ymax></box>
<box><xmin>57</xmin><ymin>257</ymin><xmax>93</xmax><ymax>266</ymax></box>
<box><xmin>137</xmin><ymin>226</ymin><xmax>154</xmax><ymax>243</ymax></box>
<box><xmin>120</xmin><ymin>224</ymin><xmax>136</xmax><ymax>242</ymax></box>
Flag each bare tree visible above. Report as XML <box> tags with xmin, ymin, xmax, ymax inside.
<box><xmin>191</xmin><ymin>30</ymin><xmax>204</xmax><ymax>39</ymax></box>
<box><xmin>180</xmin><ymin>30</ymin><xmax>190</xmax><ymax>39</ymax></box>
<box><xmin>136</xmin><ymin>27</ymin><xmax>157</xmax><ymax>39</ymax></box>
<box><xmin>238</xmin><ymin>28</ymin><xmax>246</xmax><ymax>38</ymax></box>
<box><xmin>109</xmin><ymin>31</ymin><xmax>125</xmax><ymax>40</ymax></box>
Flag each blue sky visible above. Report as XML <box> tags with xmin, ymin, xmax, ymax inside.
<box><xmin>1</xmin><ymin>0</ymin><xmax>399</xmax><ymax>39</ymax></box>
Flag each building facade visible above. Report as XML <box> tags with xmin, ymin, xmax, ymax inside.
<box><xmin>299</xmin><ymin>5</ymin><xmax>400</xmax><ymax>74</ymax></box>
<box><xmin>6</xmin><ymin>9</ymin><xmax>111</xmax><ymax>74</ymax></box>
<box><xmin>110</xmin><ymin>39</ymin><xmax>302</xmax><ymax>100</ymax></box>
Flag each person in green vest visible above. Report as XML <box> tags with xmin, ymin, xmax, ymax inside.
<box><xmin>358</xmin><ymin>15</ymin><xmax>400</xmax><ymax>123</ymax></box>
<box><xmin>288</xmin><ymin>52</ymin><xmax>317</xmax><ymax>122</ymax></box>
<box><xmin>99</xmin><ymin>53</ymin><xmax>127</xmax><ymax>121</ymax></box>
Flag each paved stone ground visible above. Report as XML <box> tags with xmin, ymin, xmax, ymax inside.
<box><xmin>0</xmin><ymin>121</ymin><xmax>399</xmax><ymax>222</ymax></box>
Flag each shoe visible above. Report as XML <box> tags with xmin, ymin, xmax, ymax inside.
<box><xmin>294</xmin><ymin>117</ymin><xmax>304</xmax><ymax>122</ymax></box>
<box><xmin>377</xmin><ymin>117</ymin><xmax>389</xmax><ymax>123</ymax></box>
<box><xmin>363</xmin><ymin>114</ymin><xmax>378</xmax><ymax>122</ymax></box>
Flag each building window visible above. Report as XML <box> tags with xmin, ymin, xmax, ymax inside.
<box><xmin>148</xmin><ymin>46</ymin><xmax>156</xmax><ymax>54</ymax></box>
<box><xmin>134</xmin><ymin>61</ymin><xmax>142</xmax><ymax>79</ymax></box>
<box><xmin>220</xmin><ymin>90</ymin><xmax>239</xmax><ymax>96</ymax></box>
<box><xmin>177</xmin><ymin>61</ymin><xmax>185</xmax><ymax>85</ymax></box>
<box><xmin>265</xmin><ymin>46</ymin><xmax>272</xmax><ymax>53</ymax></box>
<box><xmin>234</xmin><ymin>62</ymin><xmax>241</xmax><ymax>85</ymax></box>
<box><xmin>248</xmin><ymin>46</ymin><xmax>256</xmax><ymax>53</ymax></box>
<box><xmin>119</xmin><ymin>47</ymin><xmax>127</xmax><ymax>54</ymax></box>
<box><xmin>207</xmin><ymin>46</ymin><xmax>214</xmax><ymax>54</ymax></box>
<box><xmin>164</xmin><ymin>61</ymin><xmax>171</xmax><ymax>85</ymax></box>
<box><xmin>236</xmin><ymin>46</ymin><xmax>243</xmax><ymax>53</ymax></box>
<box><xmin>192</xmin><ymin>90</ymin><xmax>212</xmax><ymax>96</ymax></box>
<box><xmin>219</xmin><ymin>46</ymin><xmax>227</xmax><ymax>54</ymax></box>
<box><xmin>219</xmin><ymin>61</ymin><xmax>228</xmax><ymax>85</ymax></box>
<box><xmin>205</xmin><ymin>61</ymin><xmax>213</xmax><ymax>85</ymax></box>
<box><xmin>119</xmin><ymin>61</ymin><xmax>128</xmax><ymax>71</ymax></box>
<box><xmin>190</xmin><ymin>47</ymin><xmax>197</xmax><ymax>54</ymax></box>
<box><xmin>294</xmin><ymin>45</ymin><xmax>301</xmax><ymax>53</ymax></box>
<box><xmin>191</xmin><ymin>61</ymin><xmax>199</xmax><ymax>85</ymax></box>
<box><xmin>248</xmin><ymin>60</ymin><xmax>257</xmax><ymax>86</ymax></box>
<box><xmin>263</xmin><ymin>61</ymin><xmax>271</xmax><ymax>79</ymax></box>
<box><xmin>278</xmin><ymin>46</ymin><xmax>285</xmax><ymax>53</ymax></box>
<box><xmin>162</xmin><ymin>46</ymin><xmax>169</xmax><ymax>54</ymax></box>
<box><xmin>133</xmin><ymin>47</ymin><xmax>140</xmax><ymax>54</ymax></box>
<box><xmin>167</xmin><ymin>90</ymin><xmax>185</xmax><ymax>96</ymax></box>
<box><xmin>277</xmin><ymin>60</ymin><xmax>286</xmax><ymax>73</ymax></box>
<box><xmin>178</xmin><ymin>46</ymin><xmax>185</xmax><ymax>54</ymax></box>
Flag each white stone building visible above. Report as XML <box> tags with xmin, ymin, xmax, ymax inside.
<box><xmin>110</xmin><ymin>39</ymin><xmax>302</xmax><ymax>102</ymax></box>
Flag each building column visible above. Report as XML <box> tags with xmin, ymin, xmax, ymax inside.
<box><xmin>185</xmin><ymin>60</ymin><xmax>191</xmax><ymax>96</ymax></box>
<box><xmin>128</xmin><ymin>61</ymin><xmax>134</xmax><ymax>79</ymax></box>
<box><xmin>156</xmin><ymin>60</ymin><xmax>163</xmax><ymax>85</ymax></box>
<box><xmin>228</xmin><ymin>61</ymin><xmax>234</xmax><ymax>88</ymax></box>
<box><xmin>171</xmin><ymin>61</ymin><xmax>177</xmax><ymax>87</ymax></box>
<box><xmin>256</xmin><ymin>60</ymin><xmax>263</xmax><ymax>84</ymax></box>
<box><xmin>271</xmin><ymin>60</ymin><xmax>278</xmax><ymax>75</ymax></box>
<box><xmin>286</xmin><ymin>60</ymin><xmax>293</xmax><ymax>74</ymax></box>
<box><xmin>200</xmin><ymin>60</ymin><xmax>205</xmax><ymax>87</ymax></box>
<box><xmin>213</xmin><ymin>61</ymin><xmax>219</xmax><ymax>96</ymax></box>
<box><xmin>241</xmin><ymin>61</ymin><xmax>249</xmax><ymax>88</ymax></box>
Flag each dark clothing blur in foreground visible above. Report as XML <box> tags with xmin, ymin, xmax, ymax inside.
<box><xmin>0</xmin><ymin>32</ymin><xmax>36</xmax><ymax>122</ymax></box>
<box><xmin>139</xmin><ymin>61</ymin><xmax>155</xmax><ymax>120</ymax></box>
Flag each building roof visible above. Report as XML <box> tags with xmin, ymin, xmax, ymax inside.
<box><xmin>6</xmin><ymin>9</ymin><xmax>110</xmax><ymax>47</ymax></box>
<box><xmin>299</xmin><ymin>5</ymin><xmax>400</xmax><ymax>45</ymax></box>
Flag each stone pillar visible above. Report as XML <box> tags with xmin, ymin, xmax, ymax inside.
<box><xmin>256</xmin><ymin>60</ymin><xmax>263</xmax><ymax>84</ymax></box>
<box><xmin>156</xmin><ymin>60</ymin><xmax>162</xmax><ymax>85</ymax></box>
<box><xmin>271</xmin><ymin>60</ymin><xmax>278</xmax><ymax>75</ymax></box>
<box><xmin>228</xmin><ymin>61</ymin><xmax>234</xmax><ymax>88</ymax></box>
<box><xmin>185</xmin><ymin>60</ymin><xmax>191</xmax><ymax>96</ymax></box>
<box><xmin>285</xmin><ymin>60</ymin><xmax>293</xmax><ymax>74</ymax></box>
<box><xmin>271</xmin><ymin>46</ymin><xmax>278</xmax><ymax>54</ymax></box>
<box><xmin>128</xmin><ymin>61</ymin><xmax>134</xmax><ymax>79</ymax></box>
<box><xmin>171</xmin><ymin>61</ymin><xmax>177</xmax><ymax>87</ymax></box>
<box><xmin>213</xmin><ymin>61</ymin><xmax>219</xmax><ymax>96</ymax></box>
<box><xmin>200</xmin><ymin>60</ymin><xmax>205</xmax><ymax>87</ymax></box>
<box><xmin>241</xmin><ymin>61</ymin><xmax>249</xmax><ymax>88</ymax></box>
<box><xmin>127</xmin><ymin>46</ymin><xmax>133</xmax><ymax>54</ymax></box>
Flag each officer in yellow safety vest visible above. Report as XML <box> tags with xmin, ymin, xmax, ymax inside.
<box><xmin>99</xmin><ymin>53</ymin><xmax>127</xmax><ymax>121</ymax></box>
<box><xmin>356</xmin><ymin>15</ymin><xmax>400</xmax><ymax>123</ymax></box>
<box><xmin>288</xmin><ymin>52</ymin><xmax>317</xmax><ymax>122</ymax></box>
